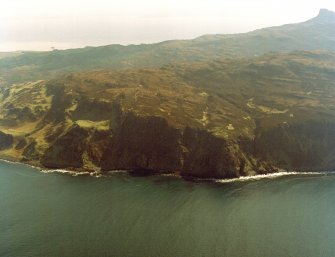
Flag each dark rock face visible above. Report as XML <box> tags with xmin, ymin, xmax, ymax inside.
<box><xmin>98</xmin><ymin>117</ymin><xmax>335</xmax><ymax>176</ymax></box>
<box><xmin>252</xmin><ymin>121</ymin><xmax>335</xmax><ymax>171</ymax></box>
<box><xmin>41</xmin><ymin>125</ymin><xmax>89</xmax><ymax>168</ymax></box>
<box><xmin>22</xmin><ymin>141</ymin><xmax>39</xmax><ymax>160</ymax></box>
<box><xmin>181</xmin><ymin>127</ymin><xmax>239</xmax><ymax>178</ymax></box>
<box><xmin>100</xmin><ymin>115</ymin><xmax>246</xmax><ymax>178</ymax></box>
<box><xmin>15</xmin><ymin>138</ymin><xmax>27</xmax><ymax>150</ymax></box>
<box><xmin>71</xmin><ymin>97</ymin><xmax>122</xmax><ymax>122</ymax></box>
<box><xmin>12</xmin><ymin>107</ymin><xmax>36</xmax><ymax>122</ymax></box>
<box><xmin>100</xmin><ymin>114</ymin><xmax>182</xmax><ymax>173</ymax></box>
<box><xmin>87</xmin><ymin>130</ymin><xmax>111</xmax><ymax>165</ymax></box>
<box><xmin>7</xmin><ymin>108</ymin><xmax>334</xmax><ymax>177</ymax></box>
<box><xmin>44</xmin><ymin>84</ymin><xmax>71</xmax><ymax>123</ymax></box>
<box><xmin>37</xmin><ymin>111</ymin><xmax>248</xmax><ymax>178</ymax></box>
<box><xmin>0</xmin><ymin>131</ymin><xmax>13</xmax><ymax>150</ymax></box>
<box><xmin>0</xmin><ymin>107</ymin><xmax>36</xmax><ymax>127</ymax></box>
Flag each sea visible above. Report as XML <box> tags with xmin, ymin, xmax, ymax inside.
<box><xmin>1</xmin><ymin>160</ymin><xmax>335</xmax><ymax>257</ymax></box>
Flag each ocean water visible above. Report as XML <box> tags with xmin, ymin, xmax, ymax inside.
<box><xmin>1</xmin><ymin>160</ymin><xmax>335</xmax><ymax>257</ymax></box>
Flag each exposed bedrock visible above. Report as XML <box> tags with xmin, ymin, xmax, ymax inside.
<box><xmin>181</xmin><ymin>127</ymin><xmax>240</xmax><ymax>178</ymax></box>
<box><xmin>17</xmin><ymin>112</ymin><xmax>335</xmax><ymax>178</ymax></box>
<box><xmin>100</xmin><ymin>114</ymin><xmax>182</xmax><ymax>173</ymax></box>
<box><xmin>41</xmin><ymin>125</ymin><xmax>89</xmax><ymax>168</ymax></box>
<box><xmin>0</xmin><ymin>131</ymin><xmax>14</xmax><ymax>150</ymax></box>
<box><xmin>99</xmin><ymin>114</ymin><xmax>250</xmax><ymax>178</ymax></box>
<box><xmin>240</xmin><ymin>120</ymin><xmax>335</xmax><ymax>171</ymax></box>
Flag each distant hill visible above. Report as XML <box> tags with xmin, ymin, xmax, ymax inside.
<box><xmin>0</xmin><ymin>9</ymin><xmax>334</xmax><ymax>84</ymax></box>
<box><xmin>0</xmin><ymin>52</ymin><xmax>22</xmax><ymax>59</ymax></box>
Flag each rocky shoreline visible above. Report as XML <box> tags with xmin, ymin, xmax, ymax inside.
<box><xmin>2</xmin><ymin>157</ymin><xmax>334</xmax><ymax>187</ymax></box>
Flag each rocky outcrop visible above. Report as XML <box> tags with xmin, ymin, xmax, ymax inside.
<box><xmin>0</xmin><ymin>106</ymin><xmax>36</xmax><ymax>127</ymax></box>
<box><xmin>15</xmin><ymin>138</ymin><xmax>27</xmax><ymax>150</ymax></box>
<box><xmin>100</xmin><ymin>114</ymin><xmax>253</xmax><ymax>178</ymax></box>
<box><xmin>22</xmin><ymin>141</ymin><xmax>39</xmax><ymax>161</ymax></box>
<box><xmin>87</xmin><ymin>130</ymin><xmax>111</xmax><ymax>165</ymax></box>
<box><xmin>22</xmin><ymin>114</ymin><xmax>335</xmax><ymax>177</ymax></box>
<box><xmin>41</xmin><ymin>125</ymin><xmax>89</xmax><ymax>168</ymax></box>
<box><xmin>246</xmin><ymin>120</ymin><xmax>335</xmax><ymax>171</ymax></box>
<box><xmin>71</xmin><ymin>97</ymin><xmax>122</xmax><ymax>122</ymax></box>
<box><xmin>0</xmin><ymin>131</ymin><xmax>13</xmax><ymax>150</ymax></box>
<box><xmin>181</xmin><ymin>127</ymin><xmax>239</xmax><ymax>178</ymax></box>
<box><xmin>43</xmin><ymin>84</ymin><xmax>71</xmax><ymax>124</ymax></box>
<box><xmin>4</xmin><ymin>108</ymin><xmax>334</xmax><ymax>178</ymax></box>
<box><xmin>100</xmin><ymin>114</ymin><xmax>182</xmax><ymax>173</ymax></box>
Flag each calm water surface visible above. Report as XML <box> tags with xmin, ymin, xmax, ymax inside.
<box><xmin>1</xmin><ymin>161</ymin><xmax>335</xmax><ymax>257</ymax></box>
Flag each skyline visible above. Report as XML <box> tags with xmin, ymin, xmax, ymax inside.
<box><xmin>1</xmin><ymin>0</ymin><xmax>335</xmax><ymax>52</ymax></box>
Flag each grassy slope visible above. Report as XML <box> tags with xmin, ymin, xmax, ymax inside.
<box><xmin>0</xmin><ymin>51</ymin><xmax>334</xmax><ymax>175</ymax></box>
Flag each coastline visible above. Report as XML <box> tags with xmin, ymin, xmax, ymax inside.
<box><xmin>1</xmin><ymin>157</ymin><xmax>334</xmax><ymax>184</ymax></box>
<box><xmin>0</xmin><ymin>157</ymin><xmax>105</xmax><ymax>177</ymax></box>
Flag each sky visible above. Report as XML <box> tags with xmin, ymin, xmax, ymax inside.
<box><xmin>0</xmin><ymin>0</ymin><xmax>334</xmax><ymax>52</ymax></box>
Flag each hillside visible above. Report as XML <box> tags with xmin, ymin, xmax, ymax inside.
<box><xmin>0</xmin><ymin>9</ymin><xmax>334</xmax><ymax>84</ymax></box>
<box><xmin>0</xmin><ymin>51</ymin><xmax>334</xmax><ymax>178</ymax></box>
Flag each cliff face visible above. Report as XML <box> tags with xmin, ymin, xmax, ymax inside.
<box><xmin>100</xmin><ymin>114</ymin><xmax>182</xmax><ymax>173</ymax></box>
<box><xmin>9</xmin><ymin>110</ymin><xmax>335</xmax><ymax>177</ymax></box>
<box><xmin>181</xmin><ymin>128</ymin><xmax>239</xmax><ymax>178</ymax></box>
<box><xmin>99</xmin><ymin>115</ymin><xmax>255</xmax><ymax>178</ymax></box>
<box><xmin>41</xmin><ymin>125</ymin><xmax>89</xmax><ymax>168</ymax></box>
<box><xmin>36</xmin><ymin>107</ymin><xmax>251</xmax><ymax>178</ymax></box>
<box><xmin>0</xmin><ymin>51</ymin><xmax>334</xmax><ymax>178</ymax></box>
<box><xmin>252</xmin><ymin>121</ymin><xmax>335</xmax><ymax>171</ymax></box>
<box><xmin>0</xmin><ymin>131</ymin><xmax>13</xmax><ymax>150</ymax></box>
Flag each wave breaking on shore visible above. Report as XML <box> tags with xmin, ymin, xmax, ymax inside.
<box><xmin>40</xmin><ymin>168</ymin><xmax>129</xmax><ymax>177</ymax></box>
<box><xmin>1</xmin><ymin>158</ymin><xmax>334</xmax><ymax>183</ymax></box>
<box><xmin>215</xmin><ymin>171</ymin><xmax>335</xmax><ymax>183</ymax></box>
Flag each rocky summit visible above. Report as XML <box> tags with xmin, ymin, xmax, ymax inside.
<box><xmin>0</xmin><ymin>10</ymin><xmax>334</xmax><ymax>179</ymax></box>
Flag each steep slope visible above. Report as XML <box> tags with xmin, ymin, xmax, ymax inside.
<box><xmin>0</xmin><ymin>9</ymin><xmax>334</xmax><ymax>84</ymax></box>
<box><xmin>0</xmin><ymin>51</ymin><xmax>334</xmax><ymax>178</ymax></box>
